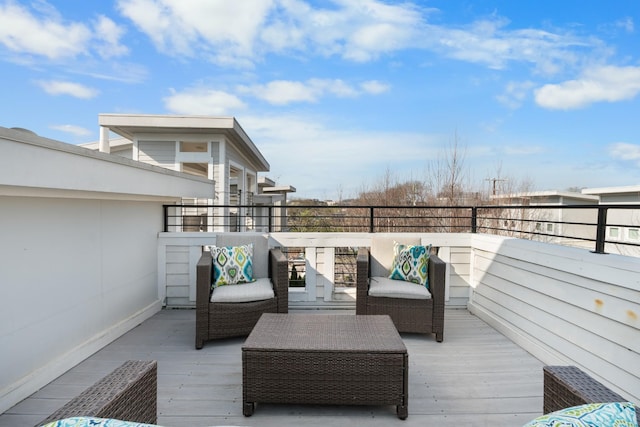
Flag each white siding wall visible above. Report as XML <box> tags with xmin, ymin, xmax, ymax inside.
<box><xmin>158</xmin><ymin>234</ymin><xmax>216</xmax><ymax>307</ymax></box>
<box><xmin>0</xmin><ymin>196</ymin><xmax>163</xmax><ymax>413</ymax></box>
<box><xmin>138</xmin><ymin>141</ymin><xmax>175</xmax><ymax>168</ymax></box>
<box><xmin>468</xmin><ymin>234</ymin><xmax>640</xmax><ymax>404</ymax></box>
<box><xmin>0</xmin><ymin>130</ymin><xmax>215</xmax><ymax>414</ymax></box>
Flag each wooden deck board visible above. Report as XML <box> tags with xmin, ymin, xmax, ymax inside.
<box><xmin>1</xmin><ymin>308</ymin><xmax>545</xmax><ymax>427</ymax></box>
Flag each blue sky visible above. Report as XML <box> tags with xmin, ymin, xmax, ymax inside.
<box><xmin>1</xmin><ymin>0</ymin><xmax>640</xmax><ymax>200</ymax></box>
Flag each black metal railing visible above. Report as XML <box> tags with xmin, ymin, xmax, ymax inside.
<box><xmin>163</xmin><ymin>203</ymin><xmax>640</xmax><ymax>254</ymax></box>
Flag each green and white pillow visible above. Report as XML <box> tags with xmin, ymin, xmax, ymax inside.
<box><xmin>389</xmin><ymin>243</ymin><xmax>430</xmax><ymax>288</ymax></box>
<box><xmin>212</xmin><ymin>244</ymin><xmax>255</xmax><ymax>287</ymax></box>
<box><xmin>522</xmin><ymin>402</ymin><xmax>638</xmax><ymax>427</ymax></box>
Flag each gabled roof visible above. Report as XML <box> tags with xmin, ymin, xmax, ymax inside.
<box><xmin>98</xmin><ymin>114</ymin><xmax>270</xmax><ymax>171</ymax></box>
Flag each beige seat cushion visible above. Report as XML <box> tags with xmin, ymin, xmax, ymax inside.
<box><xmin>369</xmin><ymin>276</ymin><xmax>432</xmax><ymax>300</ymax></box>
<box><xmin>210</xmin><ymin>278</ymin><xmax>275</xmax><ymax>303</ymax></box>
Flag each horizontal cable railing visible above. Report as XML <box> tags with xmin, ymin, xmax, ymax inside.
<box><xmin>163</xmin><ymin>204</ymin><xmax>640</xmax><ymax>254</ymax></box>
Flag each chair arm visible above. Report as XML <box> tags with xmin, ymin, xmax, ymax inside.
<box><xmin>429</xmin><ymin>253</ymin><xmax>446</xmax><ymax>341</ymax></box>
<box><xmin>356</xmin><ymin>247</ymin><xmax>370</xmax><ymax>314</ymax></box>
<box><xmin>196</xmin><ymin>251</ymin><xmax>213</xmax><ymax>308</ymax></box>
<box><xmin>37</xmin><ymin>360</ymin><xmax>157</xmax><ymax>426</ymax></box>
<box><xmin>428</xmin><ymin>254</ymin><xmax>446</xmax><ymax>303</ymax></box>
<box><xmin>543</xmin><ymin>366</ymin><xmax>639</xmax><ymax>420</ymax></box>
<box><xmin>270</xmin><ymin>248</ymin><xmax>289</xmax><ymax>313</ymax></box>
<box><xmin>195</xmin><ymin>251</ymin><xmax>212</xmax><ymax>349</ymax></box>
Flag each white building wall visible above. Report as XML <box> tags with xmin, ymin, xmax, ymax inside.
<box><xmin>0</xmin><ymin>196</ymin><xmax>164</xmax><ymax>413</ymax></box>
<box><xmin>468</xmin><ymin>234</ymin><xmax>640</xmax><ymax>405</ymax></box>
<box><xmin>0</xmin><ymin>128</ymin><xmax>214</xmax><ymax>413</ymax></box>
<box><xmin>138</xmin><ymin>140</ymin><xmax>176</xmax><ymax>168</ymax></box>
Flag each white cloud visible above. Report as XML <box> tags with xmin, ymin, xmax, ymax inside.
<box><xmin>239</xmin><ymin>80</ymin><xmax>320</xmax><ymax>105</ymax></box>
<box><xmin>163</xmin><ymin>88</ymin><xmax>247</xmax><ymax>115</ymax></box>
<box><xmin>609</xmin><ymin>142</ymin><xmax>640</xmax><ymax>163</ymax></box>
<box><xmin>0</xmin><ymin>2</ymin><xmax>128</xmax><ymax>63</ymax></box>
<box><xmin>114</xmin><ymin>0</ymin><xmax>605</xmax><ymax>76</ymax></box>
<box><xmin>117</xmin><ymin>0</ymin><xmax>273</xmax><ymax>64</ymax></box>
<box><xmin>36</xmin><ymin>80</ymin><xmax>99</xmax><ymax>99</ymax></box>
<box><xmin>93</xmin><ymin>15</ymin><xmax>129</xmax><ymax>58</ymax></box>
<box><xmin>0</xmin><ymin>2</ymin><xmax>90</xmax><ymax>59</ymax></box>
<box><xmin>534</xmin><ymin>65</ymin><xmax>640</xmax><ymax>110</ymax></box>
<box><xmin>431</xmin><ymin>17</ymin><xmax>595</xmax><ymax>75</ymax></box>
<box><xmin>616</xmin><ymin>17</ymin><xmax>634</xmax><ymax>33</ymax></box>
<box><xmin>238</xmin><ymin>78</ymin><xmax>386</xmax><ymax>105</ymax></box>
<box><xmin>360</xmin><ymin>80</ymin><xmax>390</xmax><ymax>94</ymax></box>
<box><xmin>50</xmin><ymin>124</ymin><xmax>92</xmax><ymax>137</ymax></box>
<box><xmin>242</xmin><ymin>113</ymin><xmax>441</xmax><ymax>198</ymax></box>
<box><xmin>496</xmin><ymin>80</ymin><xmax>535</xmax><ymax>109</ymax></box>
<box><xmin>116</xmin><ymin>0</ymin><xmax>428</xmax><ymax>66</ymax></box>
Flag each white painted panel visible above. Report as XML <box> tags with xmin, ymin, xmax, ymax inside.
<box><xmin>0</xmin><ymin>195</ymin><xmax>162</xmax><ymax>413</ymax></box>
<box><xmin>469</xmin><ymin>234</ymin><xmax>640</xmax><ymax>403</ymax></box>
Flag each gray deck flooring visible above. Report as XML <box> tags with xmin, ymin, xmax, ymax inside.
<box><xmin>2</xmin><ymin>308</ymin><xmax>545</xmax><ymax>427</ymax></box>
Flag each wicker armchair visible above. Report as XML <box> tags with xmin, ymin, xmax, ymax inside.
<box><xmin>356</xmin><ymin>237</ymin><xmax>446</xmax><ymax>341</ymax></box>
<box><xmin>195</xmin><ymin>235</ymin><xmax>288</xmax><ymax>349</ymax></box>
<box><xmin>543</xmin><ymin>366</ymin><xmax>639</xmax><ymax>419</ymax></box>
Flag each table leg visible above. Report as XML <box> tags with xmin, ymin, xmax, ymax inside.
<box><xmin>243</xmin><ymin>402</ymin><xmax>254</xmax><ymax>416</ymax></box>
<box><xmin>397</xmin><ymin>404</ymin><xmax>408</xmax><ymax>420</ymax></box>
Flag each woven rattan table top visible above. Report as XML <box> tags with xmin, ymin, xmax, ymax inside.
<box><xmin>242</xmin><ymin>313</ymin><xmax>407</xmax><ymax>353</ymax></box>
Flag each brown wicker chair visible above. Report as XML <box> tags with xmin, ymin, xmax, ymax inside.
<box><xmin>195</xmin><ymin>234</ymin><xmax>288</xmax><ymax>349</ymax></box>
<box><xmin>356</xmin><ymin>237</ymin><xmax>446</xmax><ymax>341</ymax></box>
<box><xmin>543</xmin><ymin>366</ymin><xmax>639</xmax><ymax>420</ymax></box>
<box><xmin>37</xmin><ymin>360</ymin><xmax>157</xmax><ymax>426</ymax></box>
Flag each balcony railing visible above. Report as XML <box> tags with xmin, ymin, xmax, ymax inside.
<box><xmin>163</xmin><ymin>204</ymin><xmax>640</xmax><ymax>255</ymax></box>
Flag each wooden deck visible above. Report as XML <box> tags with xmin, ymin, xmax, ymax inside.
<box><xmin>1</xmin><ymin>308</ymin><xmax>545</xmax><ymax>427</ymax></box>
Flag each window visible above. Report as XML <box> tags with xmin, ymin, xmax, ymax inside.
<box><xmin>546</xmin><ymin>223</ymin><xmax>554</xmax><ymax>233</ymax></box>
<box><xmin>181</xmin><ymin>162</ymin><xmax>207</xmax><ymax>177</ymax></box>
<box><xmin>628</xmin><ymin>228</ymin><xmax>639</xmax><ymax>241</ymax></box>
<box><xmin>180</xmin><ymin>142</ymin><xmax>207</xmax><ymax>152</ymax></box>
<box><xmin>609</xmin><ymin>227</ymin><xmax>620</xmax><ymax>240</ymax></box>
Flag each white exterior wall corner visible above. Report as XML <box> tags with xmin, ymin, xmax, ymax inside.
<box><xmin>0</xmin><ymin>128</ymin><xmax>213</xmax><ymax>413</ymax></box>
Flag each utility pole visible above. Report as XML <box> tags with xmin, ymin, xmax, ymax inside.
<box><xmin>486</xmin><ymin>178</ymin><xmax>507</xmax><ymax>196</ymax></box>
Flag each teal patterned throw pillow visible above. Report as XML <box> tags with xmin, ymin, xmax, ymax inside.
<box><xmin>522</xmin><ymin>402</ymin><xmax>638</xmax><ymax>427</ymax></box>
<box><xmin>389</xmin><ymin>243</ymin><xmax>430</xmax><ymax>288</ymax></box>
<box><xmin>41</xmin><ymin>417</ymin><xmax>158</xmax><ymax>427</ymax></box>
<box><xmin>212</xmin><ymin>244</ymin><xmax>255</xmax><ymax>287</ymax></box>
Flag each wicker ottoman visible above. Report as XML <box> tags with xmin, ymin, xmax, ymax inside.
<box><xmin>242</xmin><ymin>313</ymin><xmax>408</xmax><ymax>419</ymax></box>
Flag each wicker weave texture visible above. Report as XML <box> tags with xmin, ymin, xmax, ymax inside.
<box><xmin>242</xmin><ymin>314</ymin><xmax>408</xmax><ymax>419</ymax></box>
<box><xmin>356</xmin><ymin>247</ymin><xmax>445</xmax><ymax>341</ymax></box>
<box><xmin>195</xmin><ymin>247</ymin><xmax>289</xmax><ymax>348</ymax></box>
<box><xmin>37</xmin><ymin>360</ymin><xmax>157</xmax><ymax>426</ymax></box>
<box><xmin>543</xmin><ymin>366</ymin><xmax>639</xmax><ymax>419</ymax></box>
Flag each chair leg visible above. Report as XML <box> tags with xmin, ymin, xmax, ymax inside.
<box><xmin>436</xmin><ymin>332</ymin><xmax>443</xmax><ymax>343</ymax></box>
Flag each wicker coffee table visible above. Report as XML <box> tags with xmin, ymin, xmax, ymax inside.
<box><xmin>242</xmin><ymin>313</ymin><xmax>408</xmax><ymax>419</ymax></box>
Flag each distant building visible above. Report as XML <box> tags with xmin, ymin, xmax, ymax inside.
<box><xmin>81</xmin><ymin>114</ymin><xmax>295</xmax><ymax>231</ymax></box>
<box><xmin>582</xmin><ymin>186</ymin><xmax>640</xmax><ymax>255</ymax></box>
<box><xmin>491</xmin><ymin>191</ymin><xmax>599</xmax><ymax>249</ymax></box>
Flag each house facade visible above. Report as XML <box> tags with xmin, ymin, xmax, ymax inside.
<box><xmin>82</xmin><ymin>114</ymin><xmax>295</xmax><ymax>231</ymax></box>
